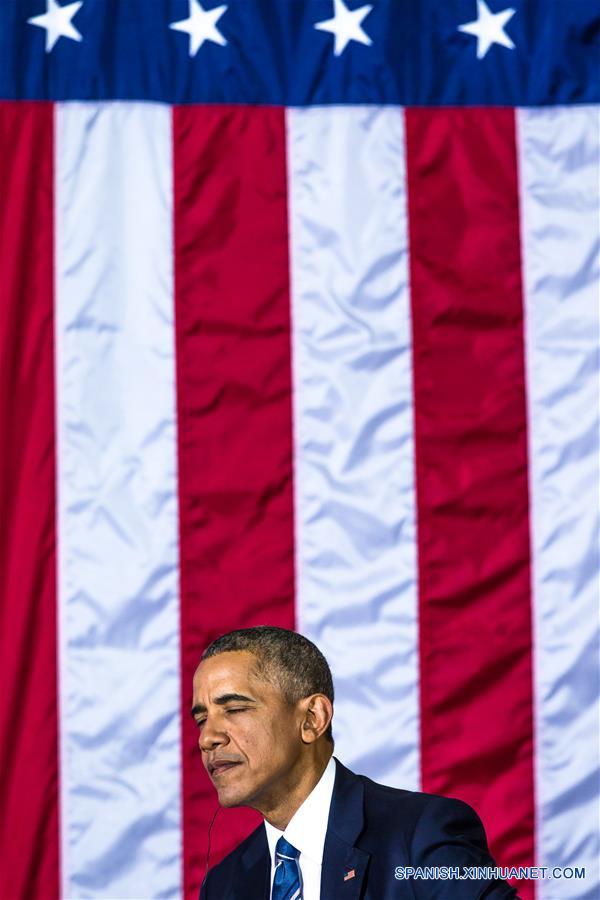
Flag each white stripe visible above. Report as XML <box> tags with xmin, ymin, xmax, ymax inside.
<box><xmin>518</xmin><ymin>106</ymin><xmax>600</xmax><ymax>898</ymax></box>
<box><xmin>55</xmin><ymin>103</ymin><xmax>182</xmax><ymax>898</ymax></box>
<box><xmin>287</xmin><ymin>106</ymin><xmax>419</xmax><ymax>790</ymax></box>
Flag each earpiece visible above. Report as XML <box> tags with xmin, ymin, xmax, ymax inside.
<box><xmin>199</xmin><ymin>805</ymin><xmax>221</xmax><ymax>898</ymax></box>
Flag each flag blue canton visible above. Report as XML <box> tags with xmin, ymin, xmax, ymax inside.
<box><xmin>0</xmin><ymin>0</ymin><xmax>598</xmax><ymax>106</ymax></box>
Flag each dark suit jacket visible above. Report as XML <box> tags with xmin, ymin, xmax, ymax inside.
<box><xmin>200</xmin><ymin>758</ymin><xmax>519</xmax><ymax>899</ymax></box>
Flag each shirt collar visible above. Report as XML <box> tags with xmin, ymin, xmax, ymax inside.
<box><xmin>264</xmin><ymin>755</ymin><xmax>336</xmax><ymax>867</ymax></box>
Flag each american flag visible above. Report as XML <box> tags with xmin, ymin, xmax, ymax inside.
<box><xmin>0</xmin><ymin>1</ymin><xmax>598</xmax><ymax>899</ymax></box>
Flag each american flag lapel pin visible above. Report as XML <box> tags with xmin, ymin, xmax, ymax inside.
<box><xmin>344</xmin><ymin>869</ymin><xmax>356</xmax><ymax>881</ymax></box>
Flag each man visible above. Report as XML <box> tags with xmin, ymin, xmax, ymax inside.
<box><xmin>194</xmin><ymin>626</ymin><xmax>518</xmax><ymax>899</ymax></box>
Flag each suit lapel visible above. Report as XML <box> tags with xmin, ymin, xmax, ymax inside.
<box><xmin>231</xmin><ymin>825</ymin><xmax>270</xmax><ymax>900</ymax></box>
<box><xmin>321</xmin><ymin>760</ymin><xmax>371</xmax><ymax>900</ymax></box>
<box><xmin>228</xmin><ymin>761</ymin><xmax>371</xmax><ymax>900</ymax></box>
<box><xmin>321</xmin><ymin>831</ymin><xmax>370</xmax><ymax>899</ymax></box>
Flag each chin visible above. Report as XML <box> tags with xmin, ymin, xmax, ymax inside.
<box><xmin>216</xmin><ymin>787</ymin><xmax>249</xmax><ymax>808</ymax></box>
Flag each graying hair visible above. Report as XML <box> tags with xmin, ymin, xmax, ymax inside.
<box><xmin>201</xmin><ymin>626</ymin><xmax>334</xmax><ymax>743</ymax></box>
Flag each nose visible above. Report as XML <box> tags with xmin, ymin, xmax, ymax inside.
<box><xmin>199</xmin><ymin>714</ymin><xmax>228</xmax><ymax>753</ymax></box>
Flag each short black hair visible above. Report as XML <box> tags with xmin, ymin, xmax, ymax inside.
<box><xmin>201</xmin><ymin>626</ymin><xmax>334</xmax><ymax>743</ymax></box>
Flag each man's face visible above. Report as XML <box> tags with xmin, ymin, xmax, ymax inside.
<box><xmin>192</xmin><ymin>650</ymin><xmax>304</xmax><ymax>809</ymax></box>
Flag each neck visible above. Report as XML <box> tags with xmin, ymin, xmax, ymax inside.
<box><xmin>259</xmin><ymin>746</ymin><xmax>333</xmax><ymax>831</ymax></box>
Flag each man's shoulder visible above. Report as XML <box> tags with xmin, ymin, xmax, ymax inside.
<box><xmin>338</xmin><ymin>760</ymin><xmax>485</xmax><ymax>842</ymax></box>
<box><xmin>200</xmin><ymin>823</ymin><xmax>267</xmax><ymax>898</ymax></box>
<box><xmin>343</xmin><ymin>760</ymin><xmax>471</xmax><ymax>811</ymax></box>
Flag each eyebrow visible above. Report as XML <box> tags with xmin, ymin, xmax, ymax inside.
<box><xmin>190</xmin><ymin>693</ymin><xmax>256</xmax><ymax>719</ymax></box>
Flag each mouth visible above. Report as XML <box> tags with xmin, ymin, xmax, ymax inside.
<box><xmin>208</xmin><ymin>760</ymin><xmax>242</xmax><ymax>779</ymax></box>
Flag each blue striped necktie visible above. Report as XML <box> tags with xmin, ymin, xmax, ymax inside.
<box><xmin>272</xmin><ymin>836</ymin><xmax>302</xmax><ymax>900</ymax></box>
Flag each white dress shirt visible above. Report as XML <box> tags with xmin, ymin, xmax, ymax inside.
<box><xmin>264</xmin><ymin>755</ymin><xmax>336</xmax><ymax>900</ymax></box>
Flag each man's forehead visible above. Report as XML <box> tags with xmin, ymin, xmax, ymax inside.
<box><xmin>193</xmin><ymin>649</ymin><xmax>264</xmax><ymax>694</ymax></box>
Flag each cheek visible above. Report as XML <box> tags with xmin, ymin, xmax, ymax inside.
<box><xmin>235</xmin><ymin>715</ymin><xmax>292</xmax><ymax>763</ymax></box>
<box><xmin>235</xmin><ymin>720</ymin><xmax>273</xmax><ymax>754</ymax></box>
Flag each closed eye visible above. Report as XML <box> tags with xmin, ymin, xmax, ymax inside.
<box><xmin>194</xmin><ymin>708</ymin><xmax>249</xmax><ymax>729</ymax></box>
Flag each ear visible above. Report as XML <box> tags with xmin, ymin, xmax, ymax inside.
<box><xmin>300</xmin><ymin>694</ymin><xmax>333</xmax><ymax>744</ymax></box>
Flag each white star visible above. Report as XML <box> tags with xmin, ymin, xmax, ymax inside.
<box><xmin>27</xmin><ymin>0</ymin><xmax>83</xmax><ymax>53</ymax></box>
<box><xmin>170</xmin><ymin>0</ymin><xmax>227</xmax><ymax>57</ymax></box>
<box><xmin>458</xmin><ymin>0</ymin><xmax>516</xmax><ymax>60</ymax></box>
<box><xmin>315</xmin><ymin>0</ymin><xmax>373</xmax><ymax>57</ymax></box>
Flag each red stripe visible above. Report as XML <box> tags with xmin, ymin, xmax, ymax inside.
<box><xmin>405</xmin><ymin>109</ymin><xmax>535</xmax><ymax>897</ymax></box>
<box><xmin>0</xmin><ymin>103</ymin><xmax>59</xmax><ymax>900</ymax></box>
<box><xmin>173</xmin><ymin>106</ymin><xmax>295</xmax><ymax>899</ymax></box>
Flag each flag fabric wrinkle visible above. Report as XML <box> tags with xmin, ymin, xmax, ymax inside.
<box><xmin>0</xmin><ymin>3</ymin><xmax>598</xmax><ymax>899</ymax></box>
